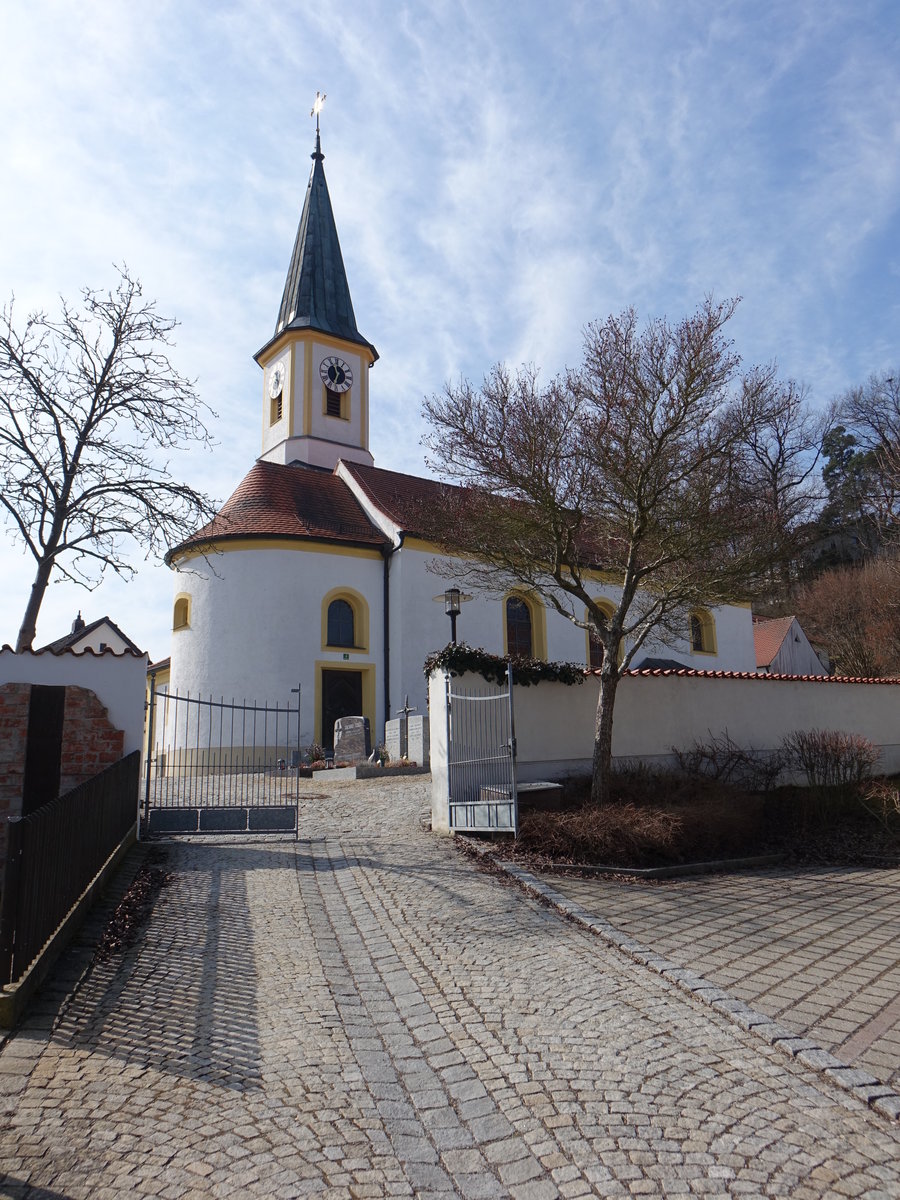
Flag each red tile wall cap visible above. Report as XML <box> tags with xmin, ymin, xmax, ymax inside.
<box><xmin>0</xmin><ymin>644</ymin><xmax>145</xmax><ymax>658</ymax></box>
<box><xmin>581</xmin><ymin>666</ymin><xmax>900</xmax><ymax>685</ymax></box>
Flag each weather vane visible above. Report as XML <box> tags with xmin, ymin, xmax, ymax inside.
<box><xmin>311</xmin><ymin>91</ymin><xmax>326</xmax><ymax>134</ymax></box>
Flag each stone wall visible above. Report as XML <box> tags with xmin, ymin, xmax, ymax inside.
<box><xmin>0</xmin><ymin>683</ymin><xmax>125</xmax><ymax>895</ymax></box>
<box><xmin>0</xmin><ymin>683</ymin><xmax>30</xmax><ymax>878</ymax></box>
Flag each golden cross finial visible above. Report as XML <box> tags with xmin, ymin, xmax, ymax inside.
<box><xmin>311</xmin><ymin>91</ymin><xmax>326</xmax><ymax>134</ymax></box>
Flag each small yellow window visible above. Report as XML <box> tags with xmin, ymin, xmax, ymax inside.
<box><xmin>173</xmin><ymin>596</ymin><xmax>191</xmax><ymax>630</ymax></box>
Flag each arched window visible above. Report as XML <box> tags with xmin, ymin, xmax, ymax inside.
<box><xmin>506</xmin><ymin>596</ymin><xmax>533</xmax><ymax>658</ymax></box>
<box><xmin>588</xmin><ymin>613</ymin><xmax>607</xmax><ymax>670</ymax></box>
<box><xmin>173</xmin><ymin>595</ymin><xmax>190</xmax><ymax>631</ymax></box>
<box><xmin>327</xmin><ymin>598</ymin><xmax>355</xmax><ymax>647</ymax></box>
<box><xmin>586</xmin><ymin>601</ymin><xmax>618</xmax><ymax>669</ymax></box>
<box><xmin>689</xmin><ymin>609</ymin><xmax>716</xmax><ymax>654</ymax></box>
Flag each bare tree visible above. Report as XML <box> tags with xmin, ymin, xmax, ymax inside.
<box><xmin>0</xmin><ymin>269</ymin><xmax>217</xmax><ymax>651</ymax></box>
<box><xmin>838</xmin><ymin>370</ymin><xmax>900</xmax><ymax>547</ymax></box>
<box><xmin>423</xmin><ymin>298</ymin><xmax>808</xmax><ymax>805</ymax></box>
<box><xmin>795</xmin><ymin>558</ymin><xmax>900</xmax><ymax>678</ymax></box>
<box><xmin>734</xmin><ymin>378</ymin><xmax>831</xmax><ymax>593</ymax></box>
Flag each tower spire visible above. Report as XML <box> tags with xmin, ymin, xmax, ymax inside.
<box><xmin>267</xmin><ymin>97</ymin><xmax>377</xmax><ymax>358</ymax></box>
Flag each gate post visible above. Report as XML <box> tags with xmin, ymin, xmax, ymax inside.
<box><xmin>428</xmin><ymin>670</ymin><xmax>452</xmax><ymax>835</ymax></box>
<box><xmin>142</xmin><ymin>671</ymin><xmax>157</xmax><ymax>836</ymax></box>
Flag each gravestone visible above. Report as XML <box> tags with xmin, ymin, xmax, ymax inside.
<box><xmin>384</xmin><ymin>718</ymin><xmax>403</xmax><ymax>762</ymax></box>
<box><xmin>408</xmin><ymin>715</ymin><xmax>430</xmax><ymax>767</ymax></box>
<box><xmin>333</xmin><ymin>715</ymin><xmax>371</xmax><ymax>764</ymax></box>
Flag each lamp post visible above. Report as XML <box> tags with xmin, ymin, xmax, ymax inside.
<box><xmin>444</xmin><ymin>587</ymin><xmax>461</xmax><ymax>645</ymax></box>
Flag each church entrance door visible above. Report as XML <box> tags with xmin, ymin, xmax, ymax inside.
<box><xmin>321</xmin><ymin>669</ymin><xmax>363</xmax><ymax>751</ymax></box>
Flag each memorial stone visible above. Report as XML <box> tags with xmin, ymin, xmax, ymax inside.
<box><xmin>384</xmin><ymin>718</ymin><xmax>403</xmax><ymax>762</ymax></box>
<box><xmin>333</xmin><ymin>715</ymin><xmax>371</xmax><ymax>764</ymax></box>
<box><xmin>408</xmin><ymin>715</ymin><xmax>430</xmax><ymax>767</ymax></box>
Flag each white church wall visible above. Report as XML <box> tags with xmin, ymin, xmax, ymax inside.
<box><xmin>169</xmin><ymin>544</ymin><xmax>385</xmax><ymax>747</ymax></box>
<box><xmin>391</xmin><ymin>546</ymin><xmax>758</xmax><ymax>738</ymax></box>
<box><xmin>429</xmin><ymin>669</ymin><xmax>900</xmax><ymax>832</ymax></box>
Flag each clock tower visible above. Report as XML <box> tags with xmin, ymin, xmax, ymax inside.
<box><xmin>255</xmin><ymin>130</ymin><xmax>378</xmax><ymax>470</ymax></box>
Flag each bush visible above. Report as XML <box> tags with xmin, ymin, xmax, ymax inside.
<box><xmin>783</xmin><ymin>729</ymin><xmax>880</xmax><ymax>789</ymax></box>
<box><xmin>673</xmin><ymin>730</ymin><xmax>786</xmax><ymax>792</ymax></box>
<box><xmin>857</xmin><ymin>779</ymin><xmax>900</xmax><ymax>832</ymax></box>
<box><xmin>303</xmin><ymin>742</ymin><xmax>326</xmax><ymax>764</ymax></box>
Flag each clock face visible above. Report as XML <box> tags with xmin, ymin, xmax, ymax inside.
<box><xmin>267</xmin><ymin>360</ymin><xmax>286</xmax><ymax>400</ymax></box>
<box><xmin>319</xmin><ymin>355</ymin><xmax>353</xmax><ymax>393</ymax></box>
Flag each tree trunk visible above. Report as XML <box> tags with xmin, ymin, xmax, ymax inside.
<box><xmin>590</xmin><ymin>666</ymin><xmax>619</xmax><ymax>806</ymax></box>
<box><xmin>16</xmin><ymin>558</ymin><xmax>54</xmax><ymax>652</ymax></box>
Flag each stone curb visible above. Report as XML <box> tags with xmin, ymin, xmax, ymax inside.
<box><xmin>459</xmin><ymin>837</ymin><xmax>900</xmax><ymax>1124</ymax></box>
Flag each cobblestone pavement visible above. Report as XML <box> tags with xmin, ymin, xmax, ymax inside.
<box><xmin>2</xmin><ymin>778</ymin><xmax>900</xmax><ymax>1198</ymax></box>
<box><xmin>538</xmin><ymin>865</ymin><xmax>900</xmax><ymax>1092</ymax></box>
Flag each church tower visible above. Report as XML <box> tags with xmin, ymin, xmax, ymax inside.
<box><xmin>254</xmin><ymin>130</ymin><xmax>378</xmax><ymax>470</ymax></box>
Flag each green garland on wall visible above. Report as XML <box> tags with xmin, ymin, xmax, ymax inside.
<box><xmin>423</xmin><ymin>643</ymin><xmax>586</xmax><ymax>687</ymax></box>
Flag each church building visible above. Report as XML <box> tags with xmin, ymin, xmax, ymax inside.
<box><xmin>165</xmin><ymin>131</ymin><xmax>758</xmax><ymax>751</ymax></box>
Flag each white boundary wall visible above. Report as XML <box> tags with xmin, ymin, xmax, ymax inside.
<box><xmin>0</xmin><ymin>648</ymin><xmax>148</xmax><ymax>755</ymax></box>
<box><xmin>429</xmin><ymin>669</ymin><xmax>900</xmax><ymax>834</ymax></box>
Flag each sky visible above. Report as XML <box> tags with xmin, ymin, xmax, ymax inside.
<box><xmin>1</xmin><ymin>0</ymin><xmax>898</xmax><ymax>662</ymax></box>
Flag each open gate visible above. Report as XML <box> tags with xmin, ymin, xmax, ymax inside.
<box><xmin>143</xmin><ymin>682</ymin><xmax>302</xmax><ymax>835</ymax></box>
<box><xmin>445</xmin><ymin>665</ymin><xmax>518</xmax><ymax>833</ymax></box>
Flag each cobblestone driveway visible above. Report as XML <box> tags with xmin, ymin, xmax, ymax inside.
<box><xmin>540</xmin><ymin>866</ymin><xmax>900</xmax><ymax>1092</ymax></box>
<box><xmin>2</xmin><ymin>777</ymin><xmax>900</xmax><ymax>1198</ymax></box>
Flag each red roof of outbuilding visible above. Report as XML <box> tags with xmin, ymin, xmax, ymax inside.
<box><xmin>752</xmin><ymin>615</ymin><xmax>795</xmax><ymax>669</ymax></box>
<box><xmin>168</xmin><ymin>460</ymin><xmax>387</xmax><ymax>560</ymax></box>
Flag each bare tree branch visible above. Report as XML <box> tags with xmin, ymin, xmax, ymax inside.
<box><xmin>0</xmin><ymin>267</ymin><xmax>218</xmax><ymax>650</ymax></box>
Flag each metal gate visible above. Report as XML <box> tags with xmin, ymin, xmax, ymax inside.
<box><xmin>143</xmin><ymin>682</ymin><xmax>302</xmax><ymax>835</ymax></box>
<box><xmin>445</xmin><ymin>665</ymin><xmax>518</xmax><ymax>833</ymax></box>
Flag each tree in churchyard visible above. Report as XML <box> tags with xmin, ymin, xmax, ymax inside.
<box><xmin>795</xmin><ymin>558</ymin><xmax>900</xmax><ymax>678</ymax></box>
<box><xmin>835</xmin><ymin>370</ymin><xmax>900</xmax><ymax>549</ymax></box>
<box><xmin>0</xmin><ymin>269</ymin><xmax>216</xmax><ymax>652</ymax></box>
<box><xmin>423</xmin><ymin>298</ymin><xmax>812</xmax><ymax>805</ymax></box>
<box><xmin>732</xmin><ymin>379</ymin><xmax>831</xmax><ymax>595</ymax></box>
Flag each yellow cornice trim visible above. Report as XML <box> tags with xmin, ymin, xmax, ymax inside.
<box><xmin>173</xmin><ymin>538</ymin><xmax>384</xmax><ymax>562</ymax></box>
<box><xmin>261</xmin><ymin>327</ymin><xmax>377</xmax><ymax>367</ymax></box>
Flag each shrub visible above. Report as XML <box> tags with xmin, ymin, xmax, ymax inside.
<box><xmin>303</xmin><ymin>742</ymin><xmax>326</xmax><ymax>764</ymax></box>
<box><xmin>783</xmin><ymin>729</ymin><xmax>880</xmax><ymax>789</ymax></box>
<box><xmin>514</xmin><ymin>804</ymin><xmax>682</xmax><ymax>865</ymax></box>
<box><xmin>857</xmin><ymin>779</ymin><xmax>900</xmax><ymax>832</ymax></box>
<box><xmin>673</xmin><ymin>730</ymin><xmax>785</xmax><ymax>792</ymax></box>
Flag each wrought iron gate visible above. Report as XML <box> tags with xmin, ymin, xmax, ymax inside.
<box><xmin>445</xmin><ymin>665</ymin><xmax>518</xmax><ymax>833</ymax></box>
<box><xmin>143</xmin><ymin>682</ymin><xmax>301</xmax><ymax>835</ymax></box>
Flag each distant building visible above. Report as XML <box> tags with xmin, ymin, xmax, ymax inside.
<box><xmin>39</xmin><ymin>613</ymin><xmax>142</xmax><ymax>657</ymax></box>
<box><xmin>753</xmin><ymin>615</ymin><xmax>828</xmax><ymax>676</ymax></box>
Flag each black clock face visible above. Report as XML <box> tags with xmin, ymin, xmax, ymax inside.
<box><xmin>319</xmin><ymin>355</ymin><xmax>353</xmax><ymax>392</ymax></box>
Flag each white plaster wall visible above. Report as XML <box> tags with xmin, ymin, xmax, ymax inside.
<box><xmin>0</xmin><ymin>648</ymin><xmax>148</xmax><ymax>755</ymax></box>
<box><xmin>169</xmin><ymin>545</ymin><xmax>384</xmax><ymax>746</ymax></box>
<box><xmin>390</xmin><ymin>547</ymin><xmax>757</xmax><ymax>733</ymax></box>
<box><xmin>429</xmin><ymin>669</ymin><xmax>900</xmax><ymax>831</ymax></box>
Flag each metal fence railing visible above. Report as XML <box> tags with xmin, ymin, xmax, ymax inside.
<box><xmin>0</xmin><ymin>751</ymin><xmax>140</xmax><ymax>987</ymax></box>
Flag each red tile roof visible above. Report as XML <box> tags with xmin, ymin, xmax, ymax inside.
<box><xmin>168</xmin><ymin>460</ymin><xmax>387</xmax><ymax>560</ymax></box>
<box><xmin>752</xmin><ymin>615</ymin><xmax>795</xmax><ymax>669</ymax></box>
<box><xmin>601</xmin><ymin>666</ymin><xmax>899</xmax><ymax>685</ymax></box>
<box><xmin>342</xmin><ymin>461</ymin><xmax>455</xmax><ymax>533</ymax></box>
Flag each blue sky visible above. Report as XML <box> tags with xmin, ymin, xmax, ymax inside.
<box><xmin>1</xmin><ymin>0</ymin><xmax>898</xmax><ymax>662</ymax></box>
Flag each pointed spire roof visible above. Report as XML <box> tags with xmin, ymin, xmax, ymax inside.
<box><xmin>272</xmin><ymin>133</ymin><xmax>377</xmax><ymax>359</ymax></box>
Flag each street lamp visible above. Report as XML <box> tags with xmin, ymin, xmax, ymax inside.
<box><xmin>444</xmin><ymin>587</ymin><xmax>461</xmax><ymax>645</ymax></box>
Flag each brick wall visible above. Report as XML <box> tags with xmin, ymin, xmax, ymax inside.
<box><xmin>59</xmin><ymin>687</ymin><xmax>125</xmax><ymax>796</ymax></box>
<box><xmin>0</xmin><ymin>683</ymin><xmax>30</xmax><ymax>873</ymax></box>
<box><xmin>0</xmin><ymin>682</ymin><xmax>125</xmax><ymax>894</ymax></box>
